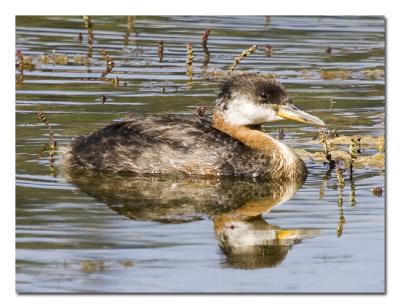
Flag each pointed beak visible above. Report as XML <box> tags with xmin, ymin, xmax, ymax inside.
<box><xmin>276</xmin><ymin>104</ymin><xmax>325</xmax><ymax>126</ymax></box>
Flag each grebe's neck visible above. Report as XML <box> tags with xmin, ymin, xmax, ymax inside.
<box><xmin>212</xmin><ymin>111</ymin><xmax>306</xmax><ymax>179</ymax></box>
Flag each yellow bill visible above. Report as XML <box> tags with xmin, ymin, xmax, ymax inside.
<box><xmin>277</xmin><ymin>104</ymin><xmax>325</xmax><ymax>126</ymax></box>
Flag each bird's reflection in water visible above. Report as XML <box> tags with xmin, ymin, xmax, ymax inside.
<box><xmin>65</xmin><ymin>171</ymin><xmax>320</xmax><ymax>269</ymax></box>
<box><xmin>215</xmin><ymin>216</ymin><xmax>319</xmax><ymax>269</ymax></box>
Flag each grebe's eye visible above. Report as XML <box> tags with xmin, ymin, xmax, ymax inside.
<box><xmin>260</xmin><ymin>91</ymin><xmax>269</xmax><ymax>100</ymax></box>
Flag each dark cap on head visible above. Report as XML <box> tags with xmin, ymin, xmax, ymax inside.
<box><xmin>218</xmin><ymin>74</ymin><xmax>289</xmax><ymax>106</ymax></box>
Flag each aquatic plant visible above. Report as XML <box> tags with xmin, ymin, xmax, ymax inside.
<box><xmin>16</xmin><ymin>50</ymin><xmax>35</xmax><ymax>85</ymax></box>
<box><xmin>347</xmin><ymin>137</ymin><xmax>361</xmax><ymax>206</ymax></box>
<box><xmin>83</xmin><ymin>15</ymin><xmax>94</xmax><ymax>46</ymax></box>
<box><xmin>39</xmin><ymin>52</ymin><xmax>68</xmax><ymax>65</ymax></box>
<box><xmin>335</xmin><ymin>167</ymin><xmax>346</xmax><ymax>237</ymax></box>
<box><xmin>265</xmin><ymin>45</ymin><xmax>272</xmax><ymax>57</ymax></box>
<box><xmin>196</xmin><ymin>106</ymin><xmax>207</xmax><ymax>117</ymax></box>
<box><xmin>16</xmin><ymin>50</ymin><xmax>24</xmax><ymax>84</ymax></box>
<box><xmin>124</xmin><ymin>112</ymin><xmax>135</xmax><ymax>120</ymax></box>
<box><xmin>319</xmin><ymin>130</ymin><xmax>336</xmax><ymax>169</ymax></box>
<box><xmin>186</xmin><ymin>43</ymin><xmax>194</xmax><ymax>68</ymax></box>
<box><xmin>111</xmin><ymin>76</ymin><xmax>120</xmax><ymax>87</ymax></box>
<box><xmin>325</xmin><ymin>135</ymin><xmax>384</xmax><ymax>151</ymax></box>
<box><xmin>202</xmin><ymin>47</ymin><xmax>210</xmax><ymax>72</ymax></box>
<box><xmin>119</xmin><ymin>260</ymin><xmax>134</xmax><ymax>267</ymax></box>
<box><xmin>80</xmin><ymin>260</ymin><xmax>105</xmax><ymax>273</ymax></box>
<box><xmin>73</xmin><ymin>54</ymin><xmax>90</xmax><ymax>66</ymax></box>
<box><xmin>101</xmin><ymin>50</ymin><xmax>114</xmax><ymax>77</ymax></box>
<box><xmin>277</xmin><ymin>128</ymin><xmax>285</xmax><ymax>140</ymax></box>
<box><xmin>362</xmin><ymin>68</ymin><xmax>384</xmax><ymax>80</ymax></box>
<box><xmin>371</xmin><ymin>187</ymin><xmax>383</xmax><ymax>197</ymax></box>
<box><xmin>158</xmin><ymin>40</ymin><xmax>164</xmax><ymax>62</ymax></box>
<box><xmin>123</xmin><ymin>33</ymin><xmax>129</xmax><ymax>46</ymax></box>
<box><xmin>326</xmin><ymin>46</ymin><xmax>332</xmax><ymax>54</ymax></box>
<box><xmin>200</xmin><ymin>30</ymin><xmax>211</xmax><ymax>72</ymax></box>
<box><xmin>349</xmin><ymin>136</ymin><xmax>361</xmax><ymax>174</ymax></box>
<box><xmin>186</xmin><ymin>43</ymin><xmax>194</xmax><ymax>89</ymax></box>
<box><xmin>53</xmin><ymin>53</ymin><xmax>68</xmax><ymax>65</ymax></box>
<box><xmin>320</xmin><ymin>69</ymin><xmax>352</xmax><ymax>80</ymax></box>
<box><xmin>37</xmin><ymin>111</ymin><xmax>57</xmax><ymax>176</ymax></box>
<box><xmin>228</xmin><ymin>45</ymin><xmax>257</xmax><ymax>73</ymax></box>
<box><xmin>123</xmin><ymin>16</ymin><xmax>135</xmax><ymax>46</ymax></box>
<box><xmin>201</xmin><ymin>29</ymin><xmax>211</xmax><ymax>49</ymax></box>
<box><xmin>37</xmin><ymin>111</ymin><xmax>55</xmax><ymax>147</ymax></box>
<box><xmin>336</xmin><ymin>167</ymin><xmax>345</xmax><ymax>190</ymax></box>
<box><xmin>127</xmin><ymin>16</ymin><xmax>135</xmax><ymax>33</ymax></box>
<box><xmin>102</xmin><ymin>50</ymin><xmax>114</xmax><ymax>68</ymax></box>
<box><xmin>319</xmin><ymin>169</ymin><xmax>332</xmax><ymax>200</ymax></box>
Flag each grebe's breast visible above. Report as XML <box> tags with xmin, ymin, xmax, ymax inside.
<box><xmin>62</xmin><ymin>114</ymin><xmax>304</xmax><ymax>179</ymax></box>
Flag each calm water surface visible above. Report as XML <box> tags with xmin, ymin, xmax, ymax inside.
<box><xmin>15</xmin><ymin>16</ymin><xmax>385</xmax><ymax>293</ymax></box>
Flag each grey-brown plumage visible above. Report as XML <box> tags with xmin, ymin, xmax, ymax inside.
<box><xmin>63</xmin><ymin>114</ymin><xmax>291</xmax><ymax>178</ymax></box>
<box><xmin>62</xmin><ymin>74</ymin><xmax>324</xmax><ymax>180</ymax></box>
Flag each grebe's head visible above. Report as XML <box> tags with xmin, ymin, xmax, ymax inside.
<box><xmin>215</xmin><ymin>74</ymin><xmax>325</xmax><ymax>126</ymax></box>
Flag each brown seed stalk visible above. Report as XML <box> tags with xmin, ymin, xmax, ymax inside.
<box><xmin>16</xmin><ymin>50</ymin><xmax>25</xmax><ymax>84</ymax></box>
<box><xmin>371</xmin><ymin>187</ymin><xmax>383</xmax><ymax>197</ymax></box>
<box><xmin>335</xmin><ymin>167</ymin><xmax>346</xmax><ymax>237</ymax></box>
<box><xmin>127</xmin><ymin>16</ymin><xmax>135</xmax><ymax>33</ymax></box>
<box><xmin>228</xmin><ymin>45</ymin><xmax>257</xmax><ymax>73</ymax></box>
<box><xmin>186</xmin><ymin>43</ymin><xmax>194</xmax><ymax>88</ymax></box>
<box><xmin>202</xmin><ymin>47</ymin><xmax>210</xmax><ymax>71</ymax></box>
<box><xmin>196</xmin><ymin>106</ymin><xmax>207</xmax><ymax>117</ymax></box>
<box><xmin>37</xmin><ymin>111</ymin><xmax>57</xmax><ymax>176</ymax></box>
<box><xmin>201</xmin><ymin>29</ymin><xmax>211</xmax><ymax>49</ymax></box>
<box><xmin>101</xmin><ymin>50</ymin><xmax>114</xmax><ymax>74</ymax></box>
<box><xmin>83</xmin><ymin>16</ymin><xmax>94</xmax><ymax>47</ymax></box>
<box><xmin>319</xmin><ymin>130</ymin><xmax>336</xmax><ymax>169</ymax></box>
<box><xmin>348</xmin><ymin>137</ymin><xmax>361</xmax><ymax>207</ymax></box>
<box><xmin>158</xmin><ymin>40</ymin><xmax>164</xmax><ymax>62</ymax></box>
<box><xmin>326</xmin><ymin>46</ymin><xmax>332</xmax><ymax>54</ymax></box>
<box><xmin>265</xmin><ymin>45</ymin><xmax>272</xmax><ymax>57</ymax></box>
<box><xmin>112</xmin><ymin>76</ymin><xmax>120</xmax><ymax>87</ymax></box>
<box><xmin>277</xmin><ymin>128</ymin><xmax>285</xmax><ymax>140</ymax></box>
<box><xmin>186</xmin><ymin>43</ymin><xmax>194</xmax><ymax>67</ymax></box>
<box><xmin>319</xmin><ymin>169</ymin><xmax>332</xmax><ymax>200</ymax></box>
<box><xmin>349</xmin><ymin>136</ymin><xmax>361</xmax><ymax>173</ymax></box>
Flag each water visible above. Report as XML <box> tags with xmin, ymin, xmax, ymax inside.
<box><xmin>15</xmin><ymin>16</ymin><xmax>385</xmax><ymax>293</ymax></box>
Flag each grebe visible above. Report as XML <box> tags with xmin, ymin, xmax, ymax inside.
<box><xmin>62</xmin><ymin>74</ymin><xmax>324</xmax><ymax>179</ymax></box>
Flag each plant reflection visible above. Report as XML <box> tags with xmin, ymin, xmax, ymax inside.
<box><xmin>64</xmin><ymin>171</ymin><xmax>320</xmax><ymax>269</ymax></box>
<box><xmin>335</xmin><ymin>168</ymin><xmax>346</xmax><ymax>237</ymax></box>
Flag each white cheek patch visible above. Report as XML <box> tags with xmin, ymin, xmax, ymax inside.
<box><xmin>222</xmin><ymin>95</ymin><xmax>282</xmax><ymax>126</ymax></box>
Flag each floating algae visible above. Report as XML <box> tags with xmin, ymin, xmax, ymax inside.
<box><xmin>296</xmin><ymin>134</ymin><xmax>385</xmax><ymax>170</ymax></box>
